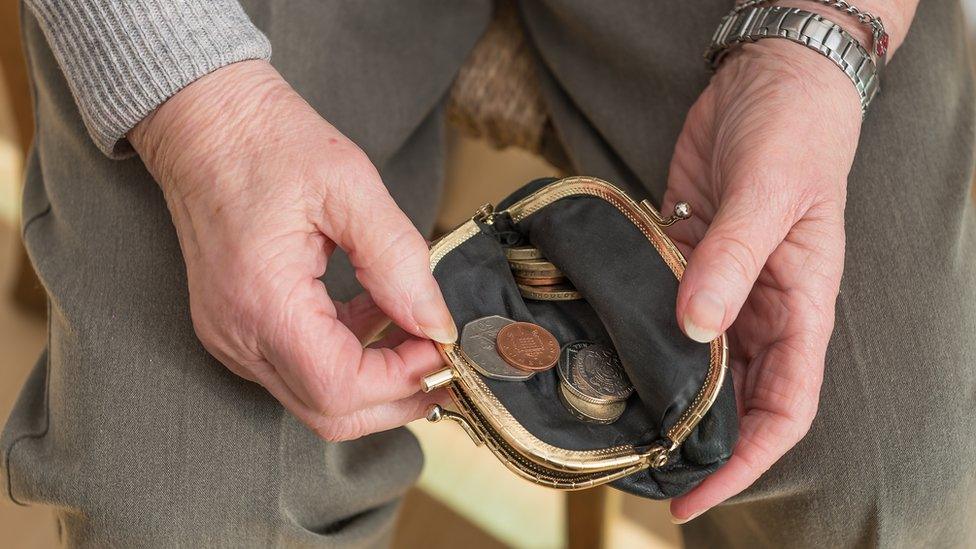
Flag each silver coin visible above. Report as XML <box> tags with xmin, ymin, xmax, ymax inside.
<box><xmin>558</xmin><ymin>341</ymin><xmax>632</xmax><ymax>404</ymax></box>
<box><xmin>558</xmin><ymin>381</ymin><xmax>625</xmax><ymax>424</ymax></box>
<box><xmin>460</xmin><ymin>315</ymin><xmax>535</xmax><ymax>382</ymax></box>
<box><xmin>557</xmin><ymin>341</ymin><xmax>615</xmax><ymax>405</ymax></box>
<box><xmin>572</xmin><ymin>343</ymin><xmax>633</xmax><ymax>402</ymax></box>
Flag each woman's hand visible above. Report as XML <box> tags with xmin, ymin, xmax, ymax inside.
<box><xmin>664</xmin><ymin>39</ymin><xmax>863</xmax><ymax>521</ymax></box>
<box><xmin>129</xmin><ymin>60</ymin><xmax>455</xmax><ymax>442</ymax></box>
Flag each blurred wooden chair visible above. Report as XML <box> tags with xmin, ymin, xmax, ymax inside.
<box><xmin>0</xmin><ymin>0</ymin><xmax>44</xmax><ymax>314</ymax></box>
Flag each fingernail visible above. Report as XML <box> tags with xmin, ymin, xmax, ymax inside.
<box><xmin>670</xmin><ymin>510</ymin><xmax>705</xmax><ymax>525</ymax></box>
<box><xmin>412</xmin><ymin>294</ymin><xmax>458</xmax><ymax>344</ymax></box>
<box><xmin>683</xmin><ymin>291</ymin><xmax>724</xmax><ymax>343</ymax></box>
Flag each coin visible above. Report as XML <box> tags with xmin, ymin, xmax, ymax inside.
<box><xmin>558</xmin><ymin>341</ymin><xmax>633</xmax><ymax>405</ymax></box>
<box><xmin>495</xmin><ymin>322</ymin><xmax>560</xmax><ymax>372</ymax></box>
<box><xmin>517</xmin><ymin>283</ymin><xmax>582</xmax><ymax>301</ymax></box>
<box><xmin>513</xmin><ymin>275</ymin><xmax>567</xmax><ymax>286</ymax></box>
<box><xmin>572</xmin><ymin>343</ymin><xmax>633</xmax><ymax>402</ymax></box>
<box><xmin>459</xmin><ymin>316</ymin><xmax>535</xmax><ymax>382</ymax></box>
<box><xmin>509</xmin><ymin>259</ymin><xmax>563</xmax><ymax>278</ymax></box>
<box><xmin>558</xmin><ymin>382</ymin><xmax>626</xmax><ymax>424</ymax></box>
<box><xmin>505</xmin><ymin>245</ymin><xmax>543</xmax><ymax>261</ymax></box>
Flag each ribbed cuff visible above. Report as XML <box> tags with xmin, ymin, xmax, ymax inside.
<box><xmin>26</xmin><ymin>0</ymin><xmax>272</xmax><ymax>158</ymax></box>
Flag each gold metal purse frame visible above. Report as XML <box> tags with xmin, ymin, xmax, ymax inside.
<box><xmin>420</xmin><ymin>177</ymin><xmax>728</xmax><ymax>490</ymax></box>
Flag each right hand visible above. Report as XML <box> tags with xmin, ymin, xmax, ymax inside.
<box><xmin>129</xmin><ymin>60</ymin><xmax>456</xmax><ymax>441</ymax></box>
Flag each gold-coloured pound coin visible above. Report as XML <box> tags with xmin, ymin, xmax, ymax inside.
<box><xmin>514</xmin><ymin>275</ymin><xmax>567</xmax><ymax>286</ymax></box>
<box><xmin>505</xmin><ymin>246</ymin><xmax>543</xmax><ymax>261</ymax></box>
<box><xmin>517</xmin><ymin>283</ymin><xmax>582</xmax><ymax>301</ymax></box>
<box><xmin>509</xmin><ymin>259</ymin><xmax>564</xmax><ymax>279</ymax></box>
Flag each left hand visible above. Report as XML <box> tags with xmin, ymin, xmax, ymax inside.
<box><xmin>663</xmin><ymin>39</ymin><xmax>863</xmax><ymax>521</ymax></box>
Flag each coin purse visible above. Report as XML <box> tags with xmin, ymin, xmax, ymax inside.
<box><xmin>422</xmin><ymin>176</ymin><xmax>737</xmax><ymax>499</ymax></box>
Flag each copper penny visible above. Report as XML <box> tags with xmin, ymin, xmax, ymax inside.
<box><xmin>513</xmin><ymin>275</ymin><xmax>567</xmax><ymax>286</ymax></box>
<box><xmin>495</xmin><ymin>322</ymin><xmax>560</xmax><ymax>372</ymax></box>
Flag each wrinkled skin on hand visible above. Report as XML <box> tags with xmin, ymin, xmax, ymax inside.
<box><xmin>665</xmin><ymin>40</ymin><xmax>863</xmax><ymax>521</ymax></box>
<box><xmin>130</xmin><ymin>60</ymin><xmax>456</xmax><ymax>443</ymax></box>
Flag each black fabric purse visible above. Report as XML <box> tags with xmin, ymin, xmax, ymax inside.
<box><xmin>420</xmin><ymin>176</ymin><xmax>737</xmax><ymax>499</ymax></box>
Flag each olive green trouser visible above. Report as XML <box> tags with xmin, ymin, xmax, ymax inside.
<box><xmin>3</xmin><ymin>1</ymin><xmax>974</xmax><ymax>547</ymax></box>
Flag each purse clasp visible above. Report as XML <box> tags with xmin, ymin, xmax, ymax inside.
<box><xmin>426</xmin><ymin>404</ymin><xmax>484</xmax><ymax>446</ymax></box>
<box><xmin>640</xmin><ymin>200</ymin><xmax>692</xmax><ymax>227</ymax></box>
<box><xmin>472</xmin><ymin>202</ymin><xmax>495</xmax><ymax>224</ymax></box>
<box><xmin>421</xmin><ymin>367</ymin><xmax>456</xmax><ymax>392</ymax></box>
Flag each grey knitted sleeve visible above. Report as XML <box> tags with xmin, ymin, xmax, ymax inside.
<box><xmin>25</xmin><ymin>0</ymin><xmax>272</xmax><ymax>158</ymax></box>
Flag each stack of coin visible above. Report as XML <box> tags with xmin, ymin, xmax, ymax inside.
<box><xmin>505</xmin><ymin>246</ymin><xmax>582</xmax><ymax>301</ymax></box>
<box><xmin>556</xmin><ymin>341</ymin><xmax>633</xmax><ymax>424</ymax></box>
<box><xmin>459</xmin><ymin>316</ymin><xmax>560</xmax><ymax>381</ymax></box>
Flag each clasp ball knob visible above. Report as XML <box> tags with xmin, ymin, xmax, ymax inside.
<box><xmin>426</xmin><ymin>404</ymin><xmax>444</xmax><ymax>422</ymax></box>
<box><xmin>673</xmin><ymin>202</ymin><xmax>691</xmax><ymax>220</ymax></box>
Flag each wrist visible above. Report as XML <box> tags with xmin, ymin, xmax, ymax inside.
<box><xmin>776</xmin><ymin>1</ymin><xmax>909</xmax><ymax>55</ymax></box>
<box><xmin>718</xmin><ymin>39</ymin><xmax>864</xmax><ymax>131</ymax></box>
<box><xmin>711</xmin><ymin>2</ymin><xmax>897</xmax><ymax>119</ymax></box>
<box><xmin>129</xmin><ymin>60</ymin><xmax>291</xmax><ymax>194</ymax></box>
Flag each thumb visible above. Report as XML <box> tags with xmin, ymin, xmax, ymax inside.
<box><xmin>676</xmin><ymin>189</ymin><xmax>794</xmax><ymax>343</ymax></box>
<box><xmin>320</xmin><ymin>159</ymin><xmax>456</xmax><ymax>344</ymax></box>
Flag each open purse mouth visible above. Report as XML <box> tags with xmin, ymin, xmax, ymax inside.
<box><xmin>421</xmin><ymin>176</ymin><xmax>730</xmax><ymax>491</ymax></box>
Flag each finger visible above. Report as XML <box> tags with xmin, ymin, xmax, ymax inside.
<box><xmin>669</xmin><ymin>412</ymin><xmax>786</xmax><ymax>523</ymax></box>
<box><xmin>336</xmin><ymin>292</ymin><xmax>391</xmax><ymax>345</ymax></box>
<box><xmin>676</xmin><ymin>186</ymin><xmax>800</xmax><ymax>343</ymax></box>
<box><xmin>670</xmin><ymin>347</ymin><xmax>823</xmax><ymax>523</ymax></box>
<box><xmin>367</xmin><ymin>325</ymin><xmax>414</xmax><ymax>349</ymax></box>
<box><xmin>318</xmin><ymin>157</ymin><xmax>457</xmax><ymax>344</ymax></box>
<box><xmin>257</xmin><ymin>362</ymin><xmax>447</xmax><ymax>441</ymax></box>
<box><xmin>307</xmin><ymin>390</ymin><xmax>446</xmax><ymax>442</ymax></box>
<box><xmin>669</xmin><ymin>389</ymin><xmax>817</xmax><ymax>523</ymax></box>
<box><xmin>672</xmin><ymin>235</ymin><xmax>835</xmax><ymax>522</ymax></box>
<box><xmin>261</xmin><ymin>280</ymin><xmax>446</xmax><ymax>416</ymax></box>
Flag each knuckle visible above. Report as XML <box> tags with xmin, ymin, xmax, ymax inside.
<box><xmin>338</xmin><ymin>145</ymin><xmax>378</xmax><ymax>178</ymax></box>
<box><xmin>189</xmin><ymin>315</ymin><xmax>218</xmax><ymax>350</ymax></box>
<box><xmin>315</xmin><ymin>416</ymin><xmax>366</xmax><ymax>443</ymax></box>
<box><xmin>369</xmin><ymin>226</ymin><xmax>426</xmax><ymax>271</ymax></box>
<box><xmin>311</xmin><ymin>392</ymin><xmax>345</xmax><ymax>417</ymax></box>
<box><xmin>314</xmin><ymin>138</ymin><xmax>376</xmax><ymax>185</ymax></box>
<box><xmin>299</xmin><ymin>366</ymin><xmax>347</xmax><ymax>416</ymax></box>
<box><xmin>188</xmin><ymin>301</ymin><xmax>233</xmax><ymax>357</ymax></box>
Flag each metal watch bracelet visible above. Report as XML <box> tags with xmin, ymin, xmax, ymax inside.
<box><xmin>704</xmin><ymin>5</ymin><xmax>880</xmax><ymax>116</ymax></box>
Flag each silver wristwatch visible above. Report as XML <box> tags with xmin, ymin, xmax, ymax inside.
<box><xmin>704</xmin><ymin>5</ymin><xmax>881</xmax><ymax>116</ymax></box>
